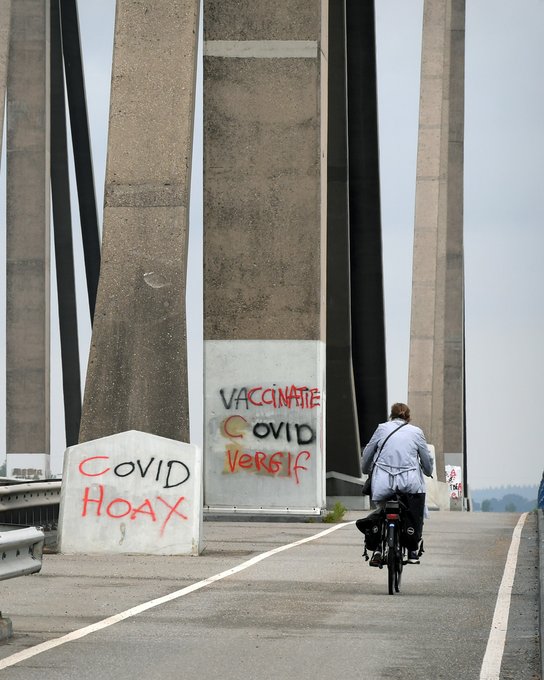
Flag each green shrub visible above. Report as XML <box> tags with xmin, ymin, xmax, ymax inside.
<box><xmin>323</xmin><ymin>501</ymin><xmax>347</xmax><ymax>523</ymax></box>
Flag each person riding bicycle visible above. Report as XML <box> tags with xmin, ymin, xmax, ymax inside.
<box><xmin>357</xmin><ymin>402</ymin><xmax>434</xmax><ymax>566</ymax></box>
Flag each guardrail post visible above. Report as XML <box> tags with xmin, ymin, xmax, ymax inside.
<box><xmin>0</xmin><ymin>612</ymin><xmax>13</xmax><ymax>641</ymax></box>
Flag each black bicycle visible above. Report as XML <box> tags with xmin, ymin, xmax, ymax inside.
<box><xmin>383</xmin><ymin>498</ymin><xmax>404</xmax><ymax>595</ymax></box>
<box><xmin>359</xmin><ymin>493</ymin><xmax>424</xmax><ymax>594</ymax></box>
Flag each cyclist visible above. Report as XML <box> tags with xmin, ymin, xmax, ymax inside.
<box><xmin>357</xmin><ymin>402</ymin><xmax>434</xmax><ymax>566</ymax></box>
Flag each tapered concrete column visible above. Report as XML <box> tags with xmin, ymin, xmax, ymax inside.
<box><xmin>203</xmin><ymin>1</ymin><xmax>328</xmax><ymax>514</ymax></box>
<box><xmin>6</xmin><ymin>0</ymin><xmax>51</xmax><ymax>478</ymax></box>
<box><xmin>79</xmin><ymin>0</ymin><xmax>199</xmax><ymax>443</ymax></box>
<box><xmin>408</xmin><ymin>0</ymin><xmax>465</xmax><ymax>482</ymax></box>
<box><xmin>0</xmin><ymin>0</ymin><xmax>10</xmax><ymax>156</ymax></box>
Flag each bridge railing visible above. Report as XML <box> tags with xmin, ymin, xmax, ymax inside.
<box><xmin>0</xmin><ymin>481</ymin><xmax>61</xmax><ymax>529</ymax></box>
<box><xmin>538</xmin><ymin>509</ymin><xmax>543</xmax><ymax>680</ymax></box>
<box><xmin>0</xmin><ymin>525</ymin><xmax>45</xmax><ymax>581</ymax></box>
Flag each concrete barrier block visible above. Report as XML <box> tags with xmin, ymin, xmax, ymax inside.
<box><xmin>58</xmin><ymin>431</ymin><xmax>203</xmax><ymax>555</ymax></box>
<box><xmin>0</xmin><ymin>615</ymin><xmax>13</xmax><ymax>641</ymax></box>
<box><xmin>426</xmin><ymin>478</ymin><xmax>451</xmax><ymax>510</ymax></box>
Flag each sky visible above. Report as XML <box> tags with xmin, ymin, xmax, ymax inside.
<box><xmin>2</xmin><ymin>0</ymin><xmax>543</xmax><ymax>491</ymax></box>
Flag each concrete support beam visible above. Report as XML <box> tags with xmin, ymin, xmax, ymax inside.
<box><xmin>204</xmin><ymin>2</ymin><xmax>326</xmax><ymax>342</ymax></box>
<box><xmin>203</xmin><ymin>1</ymin><xmax>328</xmax><ymax>512</ymax></box>
<box><xmin>6</xmin><ymin>0</ymin><xmax>51</xmax><ymax>477</ymax></box>
<box><xmin>50</xmin><ymin>0</ymin><xmax>81</xmax><ymax>447</ymax></box>
<box><xmin>79</xmin><ymin>0</ymin><xmax>199</xmax><ymax>443</ymax></box>
<box><xmin>326</xmin><ymin>0</ymin><xmax>361</xmax><ymax>477</ymax></box>
<box><xmin>346</xmin><ymin>0</ymin><xmax>388</xmax><ymax>443</ymax></box>
<box><xmin>408</xmin><ymin>0</ymin><xmax>465</xmax><ymax>481</ymax></box>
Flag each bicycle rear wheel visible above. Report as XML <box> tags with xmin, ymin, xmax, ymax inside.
<box><xmin>387</xmin><ymin>522</ymin><xmax>403</xmax><ymax>594</ymax></box>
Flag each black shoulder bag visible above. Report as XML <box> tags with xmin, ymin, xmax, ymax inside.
<box><xmin>361</xmin><ymin>422</ymin><xmax>409</xmax><ymax>496</ymax></box>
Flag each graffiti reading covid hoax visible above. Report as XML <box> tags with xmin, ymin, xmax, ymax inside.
<box><xmin>217</xmin><ymin>384</ymin><xmax>321</xmax><ymax>485</ymax></box>
<box><xmin>77</xmin><ymin>455</ymin><xmax>191</xmax><ymax>535</ymax></box>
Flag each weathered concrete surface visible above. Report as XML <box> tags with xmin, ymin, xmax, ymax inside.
<box><xmin>79</xmin><ymin>0</ymin><xmax>199</xmax><ymax>444</ymax></box>
<box><xmin>204</xmin><ymin>340</ymin><xmax>326</xmax><ymax>514</ymax></box>
<box><xmin>202</xmin><ymin>1</ymin><xmax>328</xmax><ymax>513</ymax></box>
<box><xmin>408</xmin><ymin>0</ymin><xmax>465</xmax><ymax>481</ymax></box>
<box><xmin>58</xmin><ymin>431</ymin><xmax>202</xmax><ymax>555</ymax></box>
<box><xmin>203</xmin><ymin>0</ymin><xmax>327</xmax><ymax>341</ymax></box>
<box><xmin>6</xmin><ymin>0</ymin><xmax>50</xmax><ymax>475</ymax></box>
<box><xmin>0</xmin><ymin>0</ymin><xmax>10</xmax><ymax>160</ymax></box>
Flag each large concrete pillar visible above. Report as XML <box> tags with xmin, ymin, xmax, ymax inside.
<box><xmin>0</xmin><ymin>0</ymin><xmax>10</xmax><ymax>155</ymax></box>
<box><xmin>203</xmin><ymin>1</ymin><xmax>328</xmax><ymax>514</ymax></box>
<box><xmin>408</xmin><ymin>0</ymin><xmax>465</xmax><ymax>482</ymax></box>
<box><xmin>79</xmin><ymin>0</ymin><xmax>199</xmax><ymax>443</ymax></box>
<box><xmin>6</xmin><ymin>0</ymin><xmax>51</xmax><ymax>478</ymax></box>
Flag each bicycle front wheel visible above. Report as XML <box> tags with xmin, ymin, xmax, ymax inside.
<box><xmin>395</xmin><ymin>541</ymin><xmax>403</xmax><ymax>593</ymax></box>
<box><xmin>387</xmin><ymin>546</ymin><xmax>396</xmax><ymax>594</ymax></box>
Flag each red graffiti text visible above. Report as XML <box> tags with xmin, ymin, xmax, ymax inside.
<box><xmin>225</xmin><ymin>449</ymin><xmax>310</xmax><ymax>484</ymax></box>
<box><xmin>81</xmin><ymin>485</ymin><xmax>188</xmax><ymax>536</ymax></box>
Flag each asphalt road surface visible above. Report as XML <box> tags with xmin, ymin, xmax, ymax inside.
<box><xmin>0</xmin><ymin>511</ymin><xmax>540</xmax><ymax>680</ymax></box>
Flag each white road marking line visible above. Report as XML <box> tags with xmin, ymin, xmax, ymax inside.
<box><xmin>479</xmin><ymin>512</ymin><xmax>528</xmax><ymax>680</ymax></box>
<box><xmin>0</xmin><ymin>521</ymin><xmax>354</xmax><ymax>670</ymax></box>
<box><xmin>204</xmin><ymin>40</ymin><xmax>318</xmax><ymax>58</ymax></box>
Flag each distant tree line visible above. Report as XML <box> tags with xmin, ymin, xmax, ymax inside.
<box><xmin>474</xmin><ymin>494</ymin><xmax>537</xmax><ymax>513</ymax></box>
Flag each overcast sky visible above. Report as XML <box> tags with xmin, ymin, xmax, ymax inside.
<box><xmin>375</xmin><ymin>0</ymin><xmax>544</xmax><ymax>489</ymax></box>
<box><xmin>2</xmin><ymin>0</ymin><xmax>543</xmax><ymax>491</ymax></box>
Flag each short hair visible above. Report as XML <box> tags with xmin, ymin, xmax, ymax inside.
<box><xmin>390</xmin><ymin>402</ymin><xmax>411</xmax><ymax>422</ymax></box>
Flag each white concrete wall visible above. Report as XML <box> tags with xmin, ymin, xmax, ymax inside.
<box><xmin>58</xmin><ymin>431</ymin><xmax>202</xmax><ymax>555</ymax></box>
<box><xmin>204</xmin><ymin>340</ymin><xmax>326</xmax><ymax>515</ymax></box>
<box><xmin>426</xmin><ymin>444</ymin><xmax>451</xmax><ymax>511</ymax></box>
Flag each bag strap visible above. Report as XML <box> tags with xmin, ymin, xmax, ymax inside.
<box><xmin>378</xmin><ymin>421</ymin><xmax>408</xmax><ymax>454</ymax></box>
<box><xmin>371</xmin><ymin>422</ymin><xmax>409</xmax><ymax>468</ymax></box>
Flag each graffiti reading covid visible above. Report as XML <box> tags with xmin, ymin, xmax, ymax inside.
<box><xmin>217</xmin><ymin>384</ymin><xmax>321</xmax><ymax>485</ymax></box>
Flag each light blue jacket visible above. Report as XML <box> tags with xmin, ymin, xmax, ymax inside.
<box><xmin>361</xmin><ymin>419</ymin><xmax>434</xmax><ymax>501</ymax></box>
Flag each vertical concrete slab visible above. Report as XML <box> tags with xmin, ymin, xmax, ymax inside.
<box><xmin>58</xmin><ymin>431</ymin><xmax>203</xmax><ymax>555</ymax></box>
<box><xmin>443</xmin><ymin>0</ymin><xmax>465</xmax><ymax>461</ymax></box>
<box><xmin>6</xmin><ymin>0</ymin><xmax>51</xmax><ymax>478</ymax></box>
<box><xmin>0</xmin><ymin>0</ymin><xmax>10</xmax><ymax>157</ymax></box>
<box><xmin>203</xmin><ymin>0</ymin><xmax>328</xmax><ymax>514</ymax></box>
<box><xmin>79</xmin><ymin>1</ymin><xmax>199</xmax><ymax>444</ymax></box>
<box><xmin>408</xmin><ymin>0</ymin><xmax>465</xmax><ymax>482</ymax></box>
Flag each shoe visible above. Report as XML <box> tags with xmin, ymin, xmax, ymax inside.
<box><xmin>407</xmin><ymin>550</ymin><xmax>420</xmax><ymax>564</ymax></box>
<box><xmin>369</xmin><ymin>550</ymin><xmax>382</xmax><ymax>567</ymax></box>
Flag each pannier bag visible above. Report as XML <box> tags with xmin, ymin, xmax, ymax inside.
<box><xmin>355</xmin><ymin>509</ymin><xmax>384</xmax><ymax>551</ymax></box>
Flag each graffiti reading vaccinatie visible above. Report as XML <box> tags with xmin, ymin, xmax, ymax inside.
<box><xmin>218</xmin><ymin>384</ymin><xmax>321</xmax><ymax>485</ymax></box>
<box><xmin>77</xmin><ymin>455</ymin><xmax>191</xmax><ymax>535</ymax></box>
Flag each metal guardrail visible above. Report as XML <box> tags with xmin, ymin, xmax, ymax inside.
<box><xmin>538</xmin><ymin>509</ymin><xmax>543</xmax><ymax>680</ymax></box>
<box><xmin>0</xmin><ymin>524</ymin><xmax>44</xmax><ymax>581</ymax></box>
<box><xmin>0</xmin><ymin>481</ymin><xmax>61</xmax><ymax>529</ymax></box>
